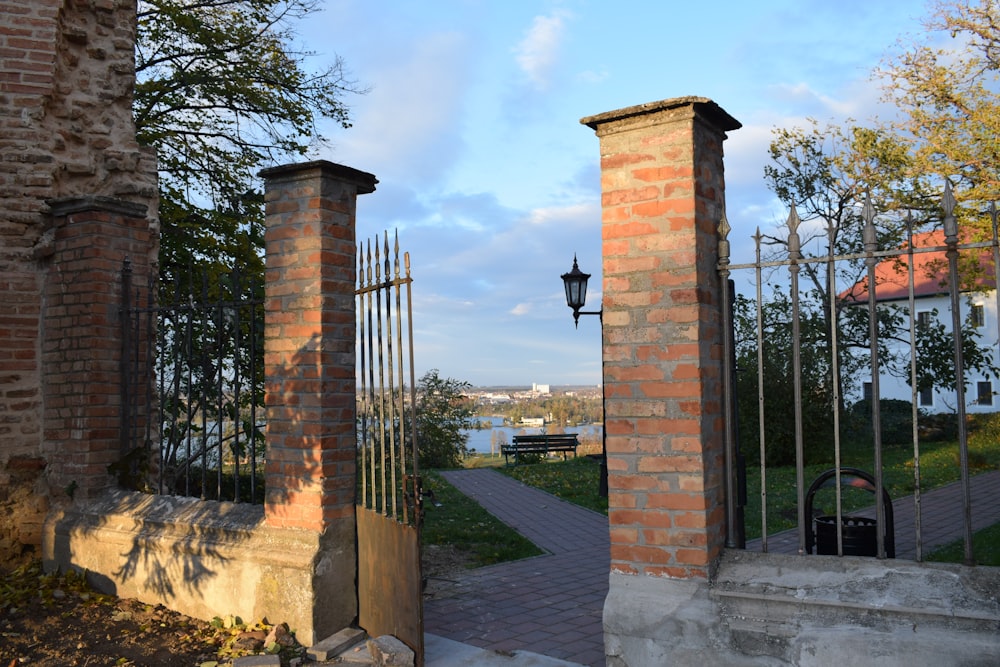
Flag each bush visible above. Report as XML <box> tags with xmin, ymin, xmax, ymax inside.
<box><xmin>845</xmin><ymin>398</ymin><xmax>916</xmax><ymax>446</ymax></box>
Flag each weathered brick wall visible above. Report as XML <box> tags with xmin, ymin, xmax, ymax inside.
<box><xmin>1</xmin><ymin>0</ymin><xmax>157</xmax><ymax>563</ymax></box>
<box><xmin>259</xmin><ymin>161</ymin><xmax>377</xmax><ymax>532</ymax></box>
<box><xmin>581</xmin><ymin>97</ymin><xmax>740</xmax><ymax>579</ymax></box>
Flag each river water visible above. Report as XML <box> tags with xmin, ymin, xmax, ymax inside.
<box><xmin>462</xmin><ymin>416</ymin><xmax>603</xmax><ymax>454</ymax></box>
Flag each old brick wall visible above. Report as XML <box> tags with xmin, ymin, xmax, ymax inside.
<box><xmin>1</xmin><ymin>0</ymin><xmax>157</xmax><ymax>565</ymax></box>
<box><xmin>582</xmin><ymin>97</ymin><xmax>740</xmax><ymax>580</ymax></box>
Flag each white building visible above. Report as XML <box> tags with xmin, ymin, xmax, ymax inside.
<box><xmin>843</xmin><ymin>230</ymin><xmax>999</xmax><ymax>414</ymax></box>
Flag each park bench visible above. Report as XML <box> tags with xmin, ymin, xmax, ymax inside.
<box><xmin>501</xmin><ymin>433</ymin><xmax>579</xmax><ymax>466</ymax></box>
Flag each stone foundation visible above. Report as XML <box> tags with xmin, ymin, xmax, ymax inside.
<box><xmin>43</xmin><ymin>490</ymin><xmax>357</xmax><ymax>646</ymax></box>
<box><xmin>604</xmin><ymin>551</ymin><xmax>1000</xmax><ymax>666</ymax></box>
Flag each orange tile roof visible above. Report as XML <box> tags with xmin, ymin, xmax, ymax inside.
<box><xmin>839</xmin><ymin>230</ymin><xmax>996</xmax><ymax>303</ymax></box>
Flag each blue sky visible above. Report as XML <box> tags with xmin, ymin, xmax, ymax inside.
<box><xmin>296</xmin><ymin>0</ymin><xmax>934</xmax><ymax>387</ymax></box>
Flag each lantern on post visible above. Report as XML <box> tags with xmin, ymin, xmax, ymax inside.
<box><xmin>561</xmin><ymin>255</ymin><xmax>601</xmax><ymax>327</ymax></box>
<box><xmin>559</xmin><ymin>255</ymin><xmax>607</xmax><ymax>496</ymax></box>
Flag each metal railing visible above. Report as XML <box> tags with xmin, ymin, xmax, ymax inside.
<box><xmin>355</xmin><ymin>231</ymin><xmax>420</xmax><ymax>524</ymax></box>
<box><xmin>120</xmin><ymin>260</ymin><xmax>265</xmax><ymax>502</ymax></box>
<box><xmin>719</xmin><ymin>185</ymin><xmax>1000</xmax><ymax>563</ymax></box>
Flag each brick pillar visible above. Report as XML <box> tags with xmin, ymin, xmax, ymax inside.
<box><xmin>260</xmin><ymin>161</ymin><xmax>377</xmax><ymax>532</ymax></box>
<box><xmin>581</xmin><ymin>97</ymin><xmax>741</xmax><ymax>580</ymax></box>
<box><xmin>41</xmin><ymin>196</ymin><xmax>155</xmax><ymax>501</ymax></box>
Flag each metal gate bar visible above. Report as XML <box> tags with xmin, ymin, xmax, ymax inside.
<box><xmin>356</xmin><ymin>230</ymin><xmax>423</xmax><ymax>665</ymax></box>
<box><xmin>720</xmin><ymin>187</ymin><xmax>999</xmax><ymax>564</ymax></box>
<box><xmin>120</xmin><ymin>261</ymin><xmax>264</xmax><ymax>502</ymax></box>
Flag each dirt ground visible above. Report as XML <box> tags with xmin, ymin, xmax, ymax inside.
<box><xmin>1</xmin><ymin>548</ymin><xmax>468</xmax><ymax>667</ymax></box>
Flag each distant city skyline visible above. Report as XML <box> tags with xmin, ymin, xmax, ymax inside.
<box><xmin>300</xmin><ymin>1</ymin><xmax>934</xmax><ymax>385</ymax></box>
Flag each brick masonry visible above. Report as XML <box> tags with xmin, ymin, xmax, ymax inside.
<box><xmin>581</xmin><ymin>97</ymin><xmax>741</xmax><ymax>579</ymax></box>
<box><xmin>1</xmin><ymin>0</ymin><xmax>158</xmax><ymax>560</ymax></box>
<box><xmin>259</xmin><ymin>161</ymin><xmax>377</xmax><ymax>532</ymax></box>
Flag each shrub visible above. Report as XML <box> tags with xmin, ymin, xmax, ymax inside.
<box><xmin>845</xmin><ymin>398</ymin><xmax>916</xmax><ymax>446</ymax></box>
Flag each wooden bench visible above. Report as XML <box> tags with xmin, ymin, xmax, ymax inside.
<box><xmin>501</xmin><ymin>433</ymin><xmax>579</xmax><ymax>465</ymax></box>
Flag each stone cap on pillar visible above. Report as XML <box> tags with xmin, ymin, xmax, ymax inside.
<box><xmin>259</xmin><ymin>160</ymin><xmax>378</xmax><ymax>194</ymax></box>
<box><xmin>45</xmin><ymin>195</ymin><xmax>149</xmax><ymax>219</ymax></box>
<box><xmin>580</xmin><ymin>95</ymin><xmax>741</xmax><ymax>135</ymax></box>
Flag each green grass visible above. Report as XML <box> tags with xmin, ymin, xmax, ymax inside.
<box><xmin>743</xmin><ymin>421</ymin><xmax>1000</xmax><ymax>540</ymax></box>
<box><xmin>925</xmin><ymin>522</ymin><xmax>1000</xmax><ymax>566</ymax></box>
<box><xmin>420</xmin><ymin>471</ymin><xmax>543</xmax><ymax>567</ymax></box>
<box><xmin>424</xmin><ymin>420</ymin><xmax>999</xmax><ymax>566</ymax></box>
<box><xmin>461</xmin><ymin>453</ymin><xmax>506</xmax><ymax>469</ymax></box>
<box><xmin>498</xmin><ymin>456</ymin><xmax>609</xmax><ymax>515</ymax></box>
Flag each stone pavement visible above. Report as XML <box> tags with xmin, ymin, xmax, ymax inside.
<box><xmin>422</xmin><ymin>465</ymin><xmax>1000</xmax><ymax>667</ymax></box>
<box><xmin>423</xmin><ymin>469</ymin><xmax>609</xmax><ymax>667</ymax></box>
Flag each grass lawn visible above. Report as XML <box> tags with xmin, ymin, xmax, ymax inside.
<box><xmin>925</xmin><ymin>522</ymin><xmax>1000</xmax><ymax>566</ymax></box>
<box><xmin>420</xmin><ymin>470</ymin><xmax>542</xmax><ymax>568</ymax></box>
<box><xmin>425</xmin><ymin>421</ymin><xmax>998</xmax><ymax>568</ymax></box>
<box><xmin>497</xmin><ymin>456</ymin><xmax>609</xmax><ymax>515</ymax></box>
<box><xmin>743</xmin><ymin>420</ymin><xmax>1000</xmax><ymax>540</ymax></box>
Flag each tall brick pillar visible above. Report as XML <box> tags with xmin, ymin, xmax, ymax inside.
<box><xmin>581</xmin><ymin>97</ymin><xmax>742</xmax><ymax>664</ymax></box>
<box><xmin>260</xmin><ymin>160</ymin><xmax>375</xmax><ymax>531</ymax></box>
<box><xmin>260</xmin><ymin>160</ymin><xmax>376</xmax><ymax>640</ymax></box>
<box><xmin>41</xmin><ymin>196</ymin><xmax>154</xmax><ymax>501</ymax></box>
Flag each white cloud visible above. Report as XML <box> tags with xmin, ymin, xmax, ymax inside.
<box><xmin>325</xmin><ymin>30</ymin><xmax>474</xmax><ymax>185</ymax></box>
<box><xmin>513</xmin><ymin>10</ymin><xmax>573</xmax><ymax>91</ymax></box>
<box><xmin>510</xmin><ymin>302</ymin><xmax>531</xmax><ymax>316</ymax></box>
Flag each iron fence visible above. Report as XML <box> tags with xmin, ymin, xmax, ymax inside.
<box><xmin>120</xmin><ymin>260</ymin><xmax>265</xmax><ymax>502</ymax></box>
<box><xmin>720</xmin><ymin>185</ymin><xmax>1000</xmax><ymax>563</ymax></box>
<box><xmin>355</xmin><ymin>231</ymin><xmax>420</xmax><ymax>524</ymax></box>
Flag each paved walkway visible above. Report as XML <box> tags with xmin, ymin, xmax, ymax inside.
<box><xmin>423</xmin><ymin>469</ymin><xmax>609</xmax><ymax>667</ymax></box>
<box><xmin>423</xmin><ymin>466</ymin><xmax>1000</xmax><ymax>667</ymax></box>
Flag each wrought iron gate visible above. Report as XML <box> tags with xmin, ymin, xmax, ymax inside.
<box><xmin>355</xmin><ymin>232</ymin><xmax>423</xmax><ymax>664</ymax></box>
<box><xmin>719</xmin><ymin>185</ymin><xmax>999</xmax><ymax>564</ymax></box>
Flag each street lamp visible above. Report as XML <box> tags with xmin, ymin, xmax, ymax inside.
<box><xmin>561</xmin><ymin>255</ymin><xmax>602</xmax><ymax>327</ymax></box>
<box><xmin>560</xmin><ymin>255</ymin><xmax>607</xmax><ymax>497</ymax></box>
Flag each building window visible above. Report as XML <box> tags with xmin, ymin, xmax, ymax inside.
<box><xmin>977</xmin><ymin>381</ymin><xmax>993</xmax><ymax>406</ymax></box>
<box><xmin>971</xmin><ymin>304</ymin><xmax>985</xmax><ymax>328</ymax></box>
<box><xmin>916</xmin><ymin>310</ymin><xmax>932</xmax><ymax>331</ymax></box>
<box><xmin>919</xmin><ymin>386</ymin><xmax>933</xmax><ymax>407</ymax></box>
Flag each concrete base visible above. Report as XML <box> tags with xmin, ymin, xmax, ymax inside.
<box><xmin>42</xmin><ymin>490</ymin><xmax>356</xmax><ymax>646</ymax></box>
<box><xmin>604</xmin><ymin>570</ymin><xmax>770</xmax><ymax>667</ymax></box>
<box><xmin>604</xmin><ymin>551</ymin><xmax>1000</xmax><ymax>666</ymax></box>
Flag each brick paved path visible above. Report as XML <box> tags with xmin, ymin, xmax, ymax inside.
<box><xmin>423</xmin><ymin>469</ymin><xmax>608</xmax><ymax>667</ymax></box>
<box><xmin>746</xmin><ymin>468</ymin><xmax>1000</xmax><ymax>558</ymax></box>
<box><xmin>423</xmin><ymin>466</ymin><xmax>1000</xmax><ymax>666</ymax></box>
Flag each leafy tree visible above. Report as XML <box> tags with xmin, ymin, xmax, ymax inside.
<box><xmin>876</xmin><ymin>0</ymin><xmax>1000</xmax><ymax>206</ymax></box>
<box><xmin>134</xmin><ymin>0</ymin><xmax>364</xmax><ymax>288</ymax></box>
<box><xmin>128</xmin><ymin>0</ymin><xmax>363</xmax><ymax>492</ymax></box>
<box><xmin>761</xmin><ymin>118</ymin><xmax>997</xmax><ymax>416</ymax></box>
<box><xmin>733</xmin><ymin>291</ymin><xmax>881</xmax><ymax>465</ymax></box>
<box><xmin>761</xmin><ymin>122</ymin><xmax>921</xmax><ymax>414</ymax></box>
<box><xmin>415</xmin><ymin>370</ymin><xmax>474</xmax><ymax>469</ymax></box>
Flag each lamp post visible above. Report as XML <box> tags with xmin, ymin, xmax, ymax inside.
<box><xmin>561</xmin><ymin>255</ymin><xmax>607</xmax><ymax>497</ymax></box>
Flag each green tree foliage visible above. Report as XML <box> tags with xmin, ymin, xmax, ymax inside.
<box><xmin>134</xmin><ymin>0</ymin><xmax>363</xmax><ymax>287</ymax></box>
<box><xmin>761</xmin><ymin>123</ymin><xmax>917</xmax><ymax>415</ymax></box>
<box><xmin>877</xmin><ymin>0</ymin><xmax>1000</xmax><ymax>206</ymax></box>
<box><xmin>415</xmin><ymin>370</ymin><xmax>474</xmax><ymax>469</ymax></box>
<box><xmin>761</xmin><ymin>116</ymin><xmax>997</xmax><ymax>421</ymax></box>
<box><xmin>733</xmin><ymin>293</ymin><xmax>833</xmax><ymax>466</ymax></box>
<box><xmin>732</xmin><ymin>292</ymin><xmax>899</xmax><ymax>465</ymax></box>
<box><xmin>130</xmin><ymin>1</ymin><xmax>363</xmax><ymax>491</ymax></box>
<box><xmin>483</xmin><ymin>394</ymin><xmax>602</xmax><ymax>426</ymax></box>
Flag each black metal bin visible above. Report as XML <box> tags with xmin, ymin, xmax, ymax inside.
<box><xmin>804</xmin><ymin>467</ymin><xmax>895</xmax><ymax>558</ymax></box>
